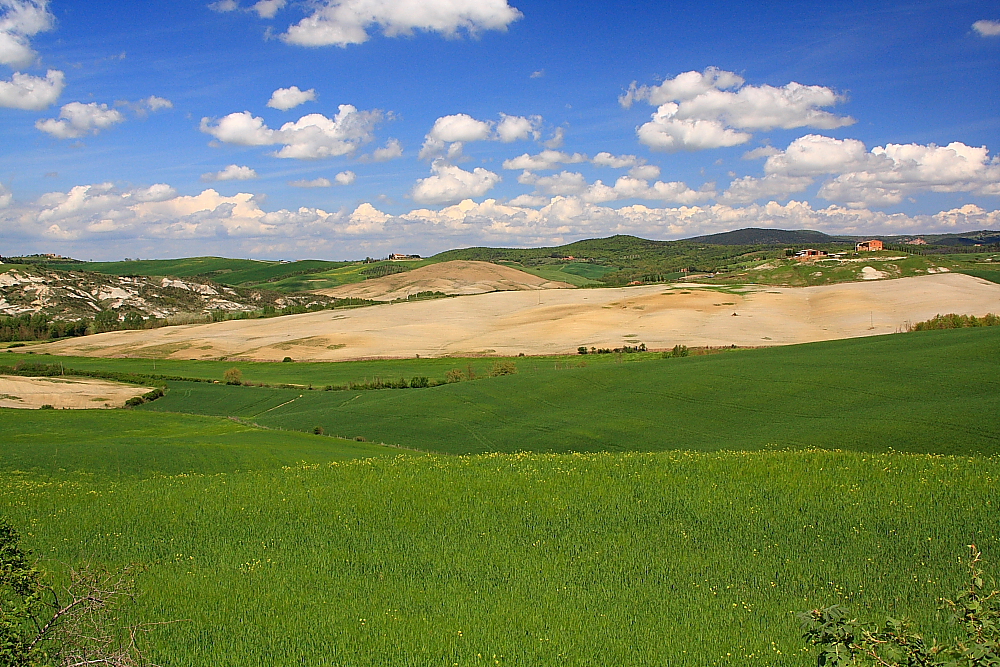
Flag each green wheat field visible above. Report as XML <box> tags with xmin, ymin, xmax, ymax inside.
<box><xmin>3</xmin><ymin>326</ymin><xmax>1000</xmax><ymax>665</ymax></box>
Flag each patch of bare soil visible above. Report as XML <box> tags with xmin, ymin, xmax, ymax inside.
<box><xmin>315</xmin><ymin>260</ymin><xmax>574</xmax><ymax>300</ymax></box>
<box><xmin>0</xmin><ymin>376</ymin><xmax>154</xmax><ymax>409</ymax></box>
<box><xmin>24</xmin><ymin>273</ymin><xmax>1000</xmax><ymax>361</ymax></box>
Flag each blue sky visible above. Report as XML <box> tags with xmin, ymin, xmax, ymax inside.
<box><xmin>0</xmin><ymin>0</ymin><xmax>998</xmax><ymax>260</ymax></box>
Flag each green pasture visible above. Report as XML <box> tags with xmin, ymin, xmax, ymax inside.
<box><xmin>12</xmin><ymin>349</ymin><xmax>659</xmax><ymax>385</ymax></box>
<box><xmin>500</xmin><ymin>261</ymin><xmax>613</xmax><ymax>287</ymax></box>
<box><xmin>3</xmin><ymin>449</ymin><xmax>999</xmax><ymax>666</ymax></box>
<box><xmin>0</xmin><ymin>408</ymin><xmax>397</xmax><ymax>477</ymax></box>
<box><xmin>139</xmin><ymin>327</ymin><xmax>1000</xmax><ymax>456</ymax></box>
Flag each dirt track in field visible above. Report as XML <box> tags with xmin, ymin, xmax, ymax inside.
<box><xmin>0</xmin><ymin>376</ymin><xmax>153</xmax><ymax>409</ymax></box>
<box><xmin>315</xmin><ymin>260</ymin><xmax>574</xmax><ymax>300</ymax></box>
<box><xmin>23</xmin><ymin>273</ymin><xmax>1000</xmax><ymax>362</ymax></box>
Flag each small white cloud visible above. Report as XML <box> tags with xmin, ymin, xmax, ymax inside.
<box><xmin>252</xmin><ymin>0</ymin><xmax>285</xmax><ymax>18</ymax></box>
<box><xmin>530</xmin><ymin>70</ymin><xmax>544</xmax><ymax>79</ymax></box>
<box><xmin>411</xmin><ymin>159</ymin><xmax>501</xmax><ymax>204</ymax></box>
<box><xmin>973</xmin><ymin>20</ymin><xmax>1000</xmax><ymax>36</ymax></box>
<box><xmin>142</xmin><ymin>95</ymin><xmax>173</xmax><ymax>111</ymax></box>
<box><xmin>208</xmin><ymin>0</ymin><xmax>239</xmax><ymax>12</ymax></box>
<box><xmin>542</xmin><ymin>127</ymin><xmax>564</xmax><ymax>149</ymax></box>
<box><xmin>281</xmin><ymin>0</ymin><xmax>523</xmax><ymax>48</ymax></box>
<box><xmin>507</xmin><ymin>193</ymin><xmax>550</xmax><ymax>207</ymax></box>
<box><xmin>592</xmin><ymin>152</ymin><xmax>641</xmax><ymax>169</ymax></box>
<box><xmin>366</xmin><ymin>137</ymin><xmax>403</xmax><ymax>161</ymax></box>
<box><xmin>628</xmin><ymin>164</ymin><xmax>661</xmax><ymax>180</ymax></box>
<box><xmin>0</xmin><ymin>69</ymin><xmax>63</xmax><ymax>110</ymax></box>
<box><xmin>334</xmin><ymin>170</ymin><xmax>356</xmax><ymax>185</ymax></box>
<box><xmin>419</xmin><ymin>113</ymin><xmax>493</xmax><ymax>158</ymax></box>
<box><xmin>533</xmin><ymin>171</ymin><xmax>589</xmax><ymax>196</ymax></box>
<box><xmin>627</xmin><ymin>67</ymin><xmax>854</xmax><ymax>152</ymax></box>
<box><xmin>742</xmin><ymin>145</ymin><xmax>780</xmax><ymax>160</ymax></box>
<box><xmin>36</xmin><ymin>101</ymin><xmax>125</xmax><ymax>139</ymax></box>
<box><xmin>289</xmin><ymin>177</ymin><xmax>332</xmax><ymax>187</ymax></box>
<box><xmin>200</xmin><ymin>105</ymin><xmax>382</xmax><ymax>158</ymax></box>
<box><xmin>267</xmin><ymin>85</ymin><xmax>316</xmax><ymax>111</ymax></box>
<box><xmin>0</xmin><ymin>183</ymin><xmax>12</xmax><ymax>208</ymax></box>
<box><xmin>0</xmin><ymin>0</ymin><xmax>55</xmax><ymax>67</ymax></box>
<box><xmin>502</xmin><ymin>150</ymin><xmax>587</xmax><ymax>171</ymax></box>
<box><xmin>496</xmin><ymin>113</ymin><xmax>541</xmax><ymax>142</ymax></box>
<box><xmin>201</xmin><ymin>164</ymin><xmax>258</xmax><ymax>182</ymax></box>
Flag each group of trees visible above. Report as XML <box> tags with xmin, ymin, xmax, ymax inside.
<box><xmin>0</xmin><ymin>311</ymin><xmax>163</xmax><ymax>343</ymax></box>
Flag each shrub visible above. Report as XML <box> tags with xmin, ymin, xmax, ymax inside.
<box><xmin>38</xmin><ymin>404</ymin><xmax>54</xmax><ymax>410</ymax></box>
<box><xmin>490</xmin><ymin>360</ymin><xmax>517</xmax><ymax>377</ymax></box>
<box><xmin>799</xmin><ymin>545</ymin><xmax>1000</xmax><ymax>666</ymax></box>
<box><xmin>313</xmin><ymin>426</ymin><xmax>324</xmax><ymax>435</ymax></box>
<box><xmin>671</xmin><ymin>345</ymin><xmax>689</xmax><ymax>358</ymax></box>
<box><xmin>354</xmin><ymin>436</ymin><xmax>366</xmax><ymax>442</ymax></box>
<box><xmin>445</xmin><ymin>369</ymin><xmax>464</xmax><ymax>383</ymax></box>
<box><xmin>578</xmin><ymin>346</ymin><xmax>589</xmax><ymax>355</ymax></box>
<box><xmin>223</xmin><ymin>367</ymin><xmax>243</xmax><ymax>385</ymax></box>
<box><xmin>282</xmin><ymin>357</ymin><xmax>293</xmax><ymax>363</ymax></box>
<box><xmin>124</xmin><ymin>397</ymin><xmax>144</xmax><ymax>408</ymax></box>
<box><xmin>410</xmin><ymin>376</ymin><xmax>429</xmax><ymax>388</ymax></box>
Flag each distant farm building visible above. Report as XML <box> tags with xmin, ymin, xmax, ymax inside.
<box><xmin>795</xmin><ymin>249</ymin><xmax>829</xmax><ymax>260</ymax></box>
<box><xmin>389</xmin><ymin>253</ymin><xmax>421</xmax><ymax>261</ymax></box>
<box><xmin>856</xmin><ymin>240</ymin><xmax>884</xmax><ymax>252</ymax></box>
<box><xmin>907</xmin><ymin>238</ymin><xmax>927</xmax><ymax>245</ymax></box>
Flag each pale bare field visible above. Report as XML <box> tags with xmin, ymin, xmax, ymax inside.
<box><xmin>23</xmin><ymin>273</ymin><xmax>1000</xmax><ymax>361</ymax></box>
<box><xmin>315</xmin><ymin>260</ymin><xmax>573</xmax><ymax>300</ymax></box>
<box><xmin>0</xmin><ymin>376</ymin><xmax>154</xmax><ymax>409</ymax></box>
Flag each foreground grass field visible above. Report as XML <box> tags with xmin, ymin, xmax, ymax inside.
<box><xmin>4</xmin><ymin>449</ymin><xmax>998</xmax><ymax>666</ymax></box>
<box><xmin>140</xmin><ymin>327</ymin><xmax>1000</xmax><ymax>456</ymax></box>
<box><xmin>3</xmin><ymin>326</ymin><xmax>999</xmax><ymax>665</ymax></box>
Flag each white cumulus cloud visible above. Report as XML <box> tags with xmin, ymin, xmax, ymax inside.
<box><xmin>201</xmin><ymin>164</ymin><xmax>258</xmax><ymax>182</ymax></box>
<box><xmin>334</xmin><ymin>170</ymin><xmax>356</xmax><ymax>185</ymax></box>
<box><xmin>289</xmin><ymin>177</ymin><xmax>332</xmax><ymax>187</ymax></box>
<box><xmin>368</xmin><ymin>137</ymin><xmax>403</xmax><ymax>161</ymax></box>
<box><xmin>419</xmin><ymin>112</ymin><xmax>542</xmax><ymax>158</ymax></box>
<box><xmin>281</xmin><ymin>0</ymin><xmax>522</xmax><ymax>48</ymax></box>
<box><xmin>625</xmin><ymin>67</ymin><xmax>854</xmax><ymax>152</ymax></box>
<box><xmin>0</xmin><ymin>68</ymin><xmax>62</xmax><ymax>109</ymax></box>
<box><xmin>973</xmin><ymin>20</ymin><xmax>1000</xmax><ymax>36</ymax></box>
<box><xmin>722</xmin><ymin>134</ymin><xmax>1000</xmax><ymax>207</ymax></box>
<box><xmin>35</xmin><ymin>101</ymin><xmax>125</xmax><ymax>139</ymax></box>
<box><xmin>267</xmin><ymin>85</ymin><xmax>316</xmax><ymax>110</ymax></box>
<box><xmin>502</xmin><ymin>149</ymin><xmax>587</xmax><ymax>171</ymax></box>
<box><xmin>0</xmin><ymin>0</ymin><xmax>54</xmax><ymax>67</ymax></box>
<box><xmin>252</xmin><ymin>0</ymin><xmax>285</xmax><ymax>18</ymax></box>
<box><xmin>200</xmin><ymin>105</ymin><xmax>382</xmax><ymax>158</ymax></box>
<box><xmin>411</xmin><ymin>159</ymin><xmax>501</xmax><ymax>204</ymax></box>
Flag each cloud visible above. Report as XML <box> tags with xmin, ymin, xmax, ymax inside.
<box><xmin>0</xmin><ymin>0</ymin><xmax>54</xmax><ymax>67</ymax></box>
<box><xmin>628</xmin><ymin>164</ymin><xmax>661</xmax><ymax>180</ymax></box>
<box><xmin>410</xmin><ymin>159</ymin><xmax>501</xmax><ymax>204</ymax></box>
<box><xmin>542</xmin><ymin>127</ymin><xmax>565</xmax><ymax>149</ymax></box>
<box><xmin>624</xmin><ymin>67</ymin><xmax>854</xmax><ymax>152</ymax></box>
<box><xmin>201</xmin><ymin>164</ymin><xmax>258</xmax><ymax>182</ymax></box>
<box><xmin>267</xmin><ymin>85</ymin><xmax>316</xmax><ymax>110</ymax></box>
<box><xmin>334</xmin><ymin>170</ymin><xmax>356</xmax><ymax>185</ymax></box>
<box><xmin>722</xmin><ymin>134</ymin><xmax>1000</xmax><ymax>207</ymax></box>
<box><xmin>418</xmin><ymin>113</ymin><xmax>492</xmax><ymax>158</ymax></box>
<box><xmin>141</xmin><ymin>95</ymin><xmax>173</xmax><ymax>111</ymax></box>
<box><xmin>591</xmin><ymin>152</ymin><xmax>641</xmax><ymax>168</ymax></box>
<box><xmin>35</xmin><ymin>101</ymin><xmax>125</xmax><ymax>139</ymax></box>
<box><xmin>0</xmin><ymin>183</ymin><xmax>11</xmax><ymax>208</ymax></box>
<box><xmin>530</xmin><ymin>70</ymin><xmax>544</xmax><ymax>79</ymax></box>
<box><xmin>200</xmin><ymin>105</ymin><xmax>383</xmax><ymax>158</ymax></box>
<box><xmin>419</xmin><ymin>112</ymin><xmax>542</xmax><ymax>158</ymax></box>
<box><xmin>281</xmin><ymin>0</ymin><xmax>522</xmax><ymax>48</ymax></box>
<box><xmin>742</xmin><ymin>145</ymin><xmax>780</xmax><ymax>160</ymax></box>
<box><xmin>208</xmin><ymin>0</ymin><xmax>239</xmax><ymax>11</ymax></box>
<box><xmin>519</xmin><ymin>169</ymin><xmax>713</xmax><ymax>206</ymax></box>
<box><xmin>368</xmin><ymin>137</ymin><xmax>403</xmax><ymax>161</ymax></box>
<box><xmin>289</xmin><ymin>177</ymin><xmax>332</xmax><ymax>187</ymax></box>
<box><xmin>496</xmin><ymin>113</ymin><xmax>541</xmax><ymax>142</ymax></box>
<box><xmin>0</xmin><ymin>68</ymin><xmax>62</xmax><ymax>109</ymax></box>
<box><xmin>5</xmin><ymin>180</ymin><xmax>999</xmax><ymax>257</ymax></box>
<box><xmin>252</xmin><ymin>0</ymin><xmax>285</xmax><ymax>18</ymax></box>
<box><xmin>973</xmin><ymin>20</ymin><xmax>1000</xmax><ymax>36</ymax></box>
<box><xmin>502</xmin><ymin>149</ymin><xmax>587</xmax><ymax>171</ymax></box>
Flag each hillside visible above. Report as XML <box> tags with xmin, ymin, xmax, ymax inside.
<box><xmin>23</xmin><ymin>273</ymin><xmax>1000</xmax><ymax>360</ymax></box>
<box><xmin>0</xmin><ymin>263</ymin><xmax>337</xmax><ymax>324</ymax></box>
<box><xmin>315</xmin><ymin>260</ymin><xmax>574</xmax><ymax>300</ymax></box>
